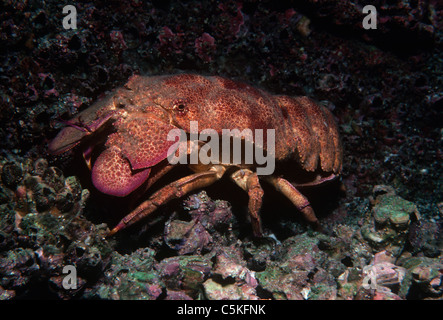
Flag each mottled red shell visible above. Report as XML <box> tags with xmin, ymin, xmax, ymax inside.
<box><xmin>122</xmin><ymin>74</ymin><xmax>342</xmax><ymax>173</ymax></box>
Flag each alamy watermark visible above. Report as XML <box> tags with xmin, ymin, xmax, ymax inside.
<box><xmin>63</xmin><ymin>4</ymin><xmax>378</xmax><ymax>31</ymax></box>
<box><xmin>362</xmin><ymin>266</ymin><xmax>378</xmax><ymax>290</ymax></box>
<box><xmin>167</xmin><ymin>121</ymin><xmax>276</xmax><ymax>175</ymax></box>
<box><xmin>62</xmin><ymin>265</ymin><xmax>77</xmax><ymax>289</ymax></box>
<box><xmin>362</xmin><ymin>5</ymin><xmax>377</xmax><ymax>30</ymax></box>
<box><xmin>62</xmin><ymin>5</ymin><xmax>77</xmax><ymax>30</ymax></box>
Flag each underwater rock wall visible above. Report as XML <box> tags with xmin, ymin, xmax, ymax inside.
<box><xmin>0</xmin><ymin>0</ymin><xmax>441</xmax><ymax>300</ymax></box>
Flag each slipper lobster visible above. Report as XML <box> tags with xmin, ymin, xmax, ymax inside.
<box><xmin>49</xmin><ymin>74</ymin><xmax>342</xmax><ymax>237</ymax></box>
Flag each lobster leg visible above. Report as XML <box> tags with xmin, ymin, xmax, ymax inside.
<box><xmin>107</xmin><ymin>165</ymin><xmax>226</xmax><ymax>236</ymax></box>
<box><xmin>231</xmin><ymin>169</ymin><xmax>265</xmax><ymax>237</ymax></box>
<box><xmin>265</xmin><ymin>176</ymin><xmax>322</xmax><ymax>232</ymax></box>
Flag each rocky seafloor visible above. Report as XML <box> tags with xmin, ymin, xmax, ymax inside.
<box><xmin>0</xmin><ymin>0</ymin><xmax>442</xmax><ymax>300</ymax></box>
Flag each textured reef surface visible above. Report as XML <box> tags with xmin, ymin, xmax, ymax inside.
<box><xmin>0</xmin><ymin>0</ymin><xmax>442</xmax><ymax>300</ymax></box>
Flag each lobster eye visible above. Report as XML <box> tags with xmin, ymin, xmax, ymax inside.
<box><xmin>173</xmin><ymin>100</ymin><xmax>187</xmax><ymax>114</ymax></box>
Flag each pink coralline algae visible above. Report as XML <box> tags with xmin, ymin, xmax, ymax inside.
<box><xmin>158</xmin><ymin>26</ymin><xmax>185</xmax><ymax>55</ymax></box>
<box><xmin>109</xmin><ymin>30</ymin><xmax>128</xmax><ymax>56</ymax></box>
<box><xmin>164</xmin><ymin>191</ymin><xmax>235</xmax><ymax>255</ymax></box>
<box><xmin>194</xmin><ymin>33</ymin><xmax>216</xmax><ymax>62</ymax></box>
<box><xmin>360</xmin><ymin>251</ymin><xmax>407</xmax><ymax>300</ymax></box>
<box><xmin>216</xmin><ymin>2</ymin><xmax>245</xmax><ymax>39</ymax></box>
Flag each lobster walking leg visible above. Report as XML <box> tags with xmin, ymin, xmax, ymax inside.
<box><xmin>231</xmin><ymin>169</ymin><xmax>265</xmax><ymax>237</ymax></box>
<box><xmin>108</xmin><ymin>165</ymin><xmax>226</xmax><ymax>236</ymax></box>
<box><xmin>265</xmin><ymin>176</ymin><xmax>322</xmax><ymax>232</ymax></box>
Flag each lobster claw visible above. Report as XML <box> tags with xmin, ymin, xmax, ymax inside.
<box><xmin>91</xmin><ymin>146</ymin><xmax>151</xmax><ymax>197</ymax></box>
<box><xmin>110</xmin><ymin>117</ymin><xmax>180</xmax><ymax>170</ymax></box>
<box><xmin>91</xmin><ymin>117</ymin><xmax>180</xmax><ymax>197</ymax></box>
<box><xmin>48</xmin><ymin>95</ymin><xmax>116</xmax><ymax>155</ymax></box>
